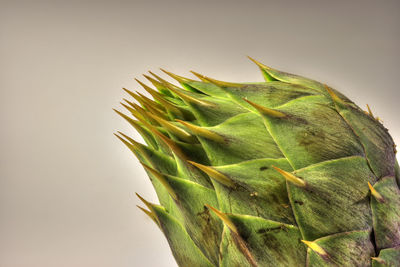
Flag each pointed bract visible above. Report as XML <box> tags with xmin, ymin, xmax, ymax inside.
<box><xmin>141</xmin><ymin>163</ymin><xmax>178</xmax><ymax>200</ymax></box>
<box><xmin>272</xmin><ymin>166</ymin><xmax>307</xmax><ymax>187</ymax></box>
<box><xmin>205</xmin><ymin>204</ymin><xmax>238</xmax><ymax>234</ymax></box>
<box><xmin>243</xmin><ymin>99</ymin><xmax>286</xmax><ymax>118</ymax></box>
<box><xmin>148</xmin><ymin>70</ymin><xmax>178</xmax><ymax>89</ymax></box>
<box><xmin>247</xmin><ymin>56</ymin><xmax>277</xmax><ymax>81</ymax></box>
<box><xmin>146</xmin><ymin>113</ymin><xmax>196</xmax><ymax>143</ymax></box>
<box><xmin>247</xmin><ymin>56</ymin><xmax>270</xmax><ymax>70</ymax></box>
<box><xmin>195</xmin><ymin>73</ymin><xmax>243</xmax><ymax>88</ymax></box>
<box><xmin>116</xmin><ymin>59</ymin><xmax>399</xmax><ymax>267</ymax></box>
<box><xmin>368</xmin><ymin>181</ymin><xmax>385</xmax><ymax>203</ymax></box>
<box><xmin>188</xmin><ymin>161</ymin><xmax>235</xmax><ymax>187</ymax></box>
<box><xmin>189</xmin><ymin>71</ymin><xmax>210</xmax><ymax>82</ymax></box>
<box><xmin>301</xmin><ymin>240</ymin><xmax>329</xmax><ymax>258</ymax></box>
<box><xmin>176</xmin><ymin>120</ymin><xmax>225</xmax><ymax>143</ymax></box>
<box><xmin>163</xmin><ymin>83</ymin><xmax>212</xmax><ymax>106</ymax></box>
<box><xmin>160</xmin><ymin>68</ymin><xmax>196</xmax><ymax>84</ymax></box>
<box><xmin>324</xmin><ymin>84</ymin><xmax>347</xmax><ymax>109</ymax></box>
<box><xmin>137</xmin><ymin>205</ymin><xmax>159</xmax><ymax>224</ymax></box>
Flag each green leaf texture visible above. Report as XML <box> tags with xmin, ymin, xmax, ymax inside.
<box><xmin>116</xmin><ymin>58</ymin><xmax>400</xmax><ymax>267</ymax></box>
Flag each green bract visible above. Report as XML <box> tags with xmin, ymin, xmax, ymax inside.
<box><xmin>115</xmin><ymin>58</ymin><xmax>400</xmax><ymax>267</ymax></box>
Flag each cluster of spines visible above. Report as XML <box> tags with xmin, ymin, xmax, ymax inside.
<box><xmin>115</xmin><ymin>57</ymin><xmax>400</xmax><ymax>267</ymax></box>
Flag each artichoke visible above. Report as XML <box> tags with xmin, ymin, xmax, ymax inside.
<box><xmin>115</xmin><ymin>57</ymin><xmax>400</xmax><ymax>267</ymax></box>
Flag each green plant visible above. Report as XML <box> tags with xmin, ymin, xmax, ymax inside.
<box><xmin>115</xmin><ymin>57</ymin><xmax>400</xmax><ymax>266</ymax></box>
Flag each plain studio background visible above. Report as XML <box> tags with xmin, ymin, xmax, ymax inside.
<box><xmin>1</xmin><ymin>0</ymin><xmax>399</xmax><ymax>266</ymax></box>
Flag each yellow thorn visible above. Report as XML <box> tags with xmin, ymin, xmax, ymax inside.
<box><xmin>135</xmin><ymin>78</ymin><xmax>154</xmax><ymax>91</ymax></box>
<box><xmin>113</xmin><ymin>108</ymin><xmax>133</xmax><ymax>122</ymax></box>
<box><xmin>160</xmin><ymin>68</ymin><xmax>195</xmax><ymax>84</ymax></box>
<box><xmin>122</xmin><ymin>98</ymin><xmax>136</xmax><ymax>108</ymax></box>
<box><xmin>120</xmin><ymin>102</ymin><xmax>153</xmax><ymax>124</ymax></box>
<box><xmin>135</xmin><ymin>192</ymin><xmax>154</xmax><ymax>211</ymax></box>
<box><xmin>113</xmin><ymin>108</ymin><xmax>145</xmax><ymax>130</ymax></box>
<box><xmin>247</xmin><ymin>56</ymin><xmax>271</xmax><ymax>70</ymax></box>
<box><xmin>176</xmin><ymin>120</ymin><xmax>225</xmax><ymax>143</ymax></box>
<box><xmin>205</xmin><ymin>204</ymin><xmax>238</xmax><ymax>234</ymax></box>
<box><xmin>116</xmin><ymin>131</ymin><xmax>143</xmax><ymax>148</ymax></box>
<box><xmin>163</xmin><ymin>83</ymin><xmax>212</xmax><ymax>106</ymax></box>
<box><xmin>189</xmin><ymin>70</ymin><xmax>212</xmax><ymax>82</ymax></box>
<box><xmin>120</xmin><ymin>101</ymin><xmax>141</xmax><ymax>116</ymax></box>
<box><xmin>113</xmin><ymin>133</ymin><xmax>140</xmax><ymax>157</ymax></box>
<box><xmin>366</xmin><ymin>104</ymin><xmax>374</xmax><ymax>117</ymax></box>
<box><xmin>122</xmin><ymin>99</ymin><xmax>145</xmax><ymax>114</ymax></box>
<box><xmin>113</xmin><ymin>112</ymin><xmax>156</xmax><ymax>146</ymax></box>
<box><xmin>137</xmin><ymin>205</ymin><xmax>158</xmax><ymax>224</ymax></box>
<box><xmin>324</xmin><ymin>84</ymin><xmax>346</xmax><ymax>108</ymax></box>
<box><xmin>136</xmin><ymin>78</ymin><xmax>183</xmax><ymax>115</ymax></box>
<box><xmin>141</xmin><ymin>163</ymin><xmax>178</xmax><ymax>200</ymax></box>
<box><xmin>243</xmin><ymin>99</ymin><xmax>286</xmax><ymax>118</ymax></box>
<box><xmin>123</xmin><ymin>89</ymin><xmax>150</xmax><ymax>107</ymax></box>
<box><xmin>138</xmin><ymin>97</ymin><xmax>170</xmax><ymax>120</ymax></box>
<box><xmin>143</xmin><ymin>74</ymin><xmax>165</xmax><ymax>89</ymax></box>
<box><xmin>188</xmin><ymin>161</ymin><xmax>235</xmax><ymax>187</ymax></box>
<box><xmin>272</xmin><ymin>166</ymin><xmax>307</xmax><ymax>187</ymax></box>
<box><xmin>123</xmin><ymin>99</ymin><xmax>164</xmax><ymax>124</ymax></box>
<box><xmin>194</xmin><ymin>73</ymin><xmax>243</xmax><ymax>88</ymax></box>
<box><xmin>368</xmin><ymin>182</ymin><xmax>385</xmax><ymax>203</ymax></box>
<box><xmin>147</xmin><ymin>126</ymin><xmax>186</xmax><ymax>159</ymax></box>
<box><xmin>122</xmin><ymin>87</ymin><xmax>140</xmax><ymax>100</ymax></box>
<box><xmin>148</xmin><ymin>70</ymin><xmax>178</xmax><ymax>88</ymax></box>
<box><xmin>301</xmin><ymin>240</ymin><xmax>329</xmax><ymax>258</ymax></box>
<box><xmin>136</xmin><ymin>91</ymin><xmax>164</xmax><ymax>110</ymax></box>
<box><xmin>123</xmin><ymin>99</ymin><xmax>144</xmax><ymax>112</ymax></box>
<box><xmin>146</xmin><ymin>113</ymin><xmax>196</xmax><ymax>143</ymax></box>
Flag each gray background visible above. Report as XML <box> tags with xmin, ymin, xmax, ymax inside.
<box><xmin>1</xmin><ymin>0</ymin><xmax>399</xmax><ymax>266</ymax></box>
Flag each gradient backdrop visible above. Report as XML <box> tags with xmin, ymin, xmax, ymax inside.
<box><xmin>1</xmin><ymin>0</ymin><xmax>400</xmax><ymax>266</ymax></box>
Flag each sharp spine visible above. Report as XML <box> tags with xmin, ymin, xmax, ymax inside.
<box><xmin>160</xmin><ymin>68</ymin><xmax>196</xmax><ymax>84</ymax></box>
<box><xmin>113</xmin><ymin>111</ymin><xmax>158</xmax><ymax>149</ymax></box>
<box><xmin>116</xmin><ymin>131</ymin><xmax>143</xmax><ymax>149</ymax></box>
<box><xmin>114</xmin><ymin>133</ymin><xmax>140</xmax><ymax>157</ymax></box>
<box><xmin>247</xmin><ymin>56</ymin><xmax>277</xmax><ymax>82</ymax></box>
<box><xmin>301</xmin><ymin>240</ymin><xmax>329</xmax><ymax>259</ymax></box>
<box><xmin>247</xmin><ymin>56</ymin><xmax>271</xmax><ymax>70</ymax></box>
<box><xmin>192</xmin><ymin>72</ymin><xmax>243</xmax><ymax>88</ymax></box>
<box><xmin>147</xmin><ymin>126</ymin><xmax>186</xmax><ymax>159</ymax></box>
<box><xmin>324</xmin><ymin>84</ymin><xmax>347</xmax><ymax>108</ymax></box>
<box><xmin>163</xmin><ymin>83</ymin><xmax>212</xmax><ymax>106</ymax></box>
<box><xmin>143</xmin><ymin>74</ymin><xmax>165</xmax><ymax>89</ymax></box>
<box><xmin>244</xmin><ymin>99</ymin><xmax>286</xmax><ymax>118</ymax></box>
<box><xmin>176</xmin><ymin>120</ymin><xmax>225</xmax><ymax>143</ymax></box>
<box><xmin>139</xmin><ymin>97</ymin><xmax>170</xmax><ymax>120</ymax></box>
<box><xmin>123</xmin><ymin>89</ymin><xmax>149</xmax><ymax>107</ymax></box>
<box><xmin>272</xmin><ymin>166</ymin><xmax>307</xmax><ymax>187</ymax></box>
<box><xmin>189</xmin><ymin>71</ymin><xmax>212</xmax><ymax>82</ymax></box>
<box><xmin>137</xmin><ymin>205</ymin><xmax>158</xmax><ymax>224</ymax></box>
<box><xmin>136</xmin><ymin>78</ymin><xmax>184</xmax><ymax>116</ymax></box>
<box><xmin>368</xmin><ymin>182</ymin><xmax>385</xmax><ymax>203</ymax></box>
<box><xmin>135</xmin><ymin>193</ymin><xmax>158</xmax><ymax>225</ymax></box>
<box><xmin>121</xmin><ymin>101</ymin><xmax>157</xmax><ymax>125</ymax></box>
<box><xmin>188</xmin><ymin>161</ymin><xmax>235</xmax><ymax>187</ymax></box>
<box><xmin>113</xmin><ymin>109</ymin><xmax>146</xmax><ymax>130</ymax></box>
<box><xmin>205</xmin><ymin>204</ymin><xmax>238</xmax><ymax>234</ymax></box>
<box><xmin>141</xmin><ymin>163</ymin><xmax>178</xmax><ymax>200</ymax></box>
<box><xmin>366</xmin><ymin>104</ymin><xmax>374</xmax><ymax>117</ymax></box>
<box><xmin>136</xmin><ymin>91</ymin><xmax>165</xmax><ymax>110</ymax></box>
<box><xmin>146</xmin><ymin>113</ymin><xmax>196</xmax><ymax>143</ymax></box>
<box><xmin>120</xmin><ymin>101</ymin><xmax>142</xmax><ymax>118</ymax></box>
<box><xmin>148</xmin><ymin>70</ymin><xmax>178</xmax><ymax>89</ymax></box>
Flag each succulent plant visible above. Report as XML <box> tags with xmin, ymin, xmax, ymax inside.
<box><xmin>115</xmin><ymin>57</ymin><xmax>400</xmax><ymax>267</ymax></box>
